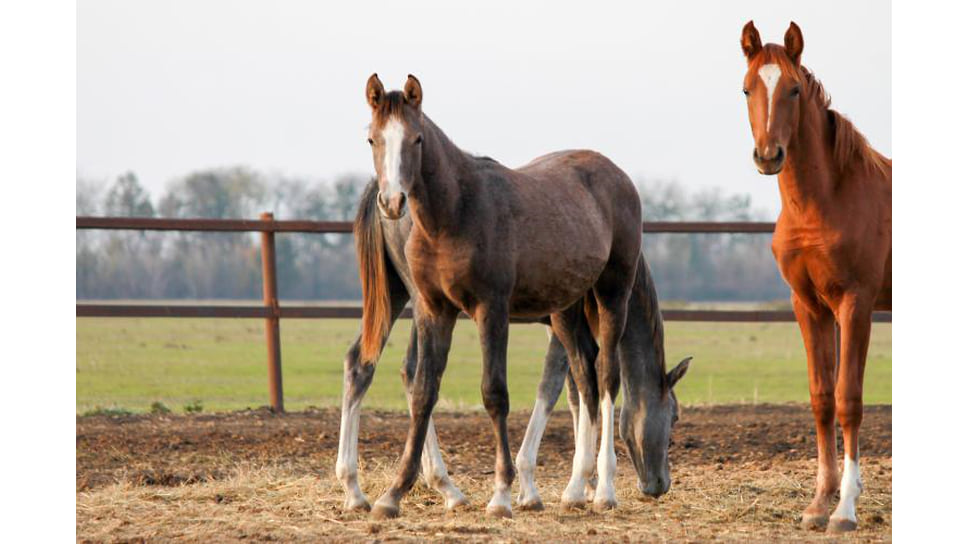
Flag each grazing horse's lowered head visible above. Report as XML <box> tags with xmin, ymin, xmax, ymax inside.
<box><xmin>627</xmin><ymin>358</ymin><xmax>690</xmax><ymax>498</ymax></box>
<box><xmin>740</xmin><ymin>21</ymin><xmax>805</xmax><ymax>175</ymax></box>
<box><xmin>365</xmin><ymin>73</ymin><xmax>424</xmax><ymax>220</ymax></box>
<box><xmin>611</xmin><ymin>261</ymin><xmax>691</xmax><ymax>498</ymax></box>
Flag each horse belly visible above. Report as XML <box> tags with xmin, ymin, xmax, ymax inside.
<box><xmin>509</xmin><ymin>246</ymin><xmax>607</xmax><ymax>317</ymax></box>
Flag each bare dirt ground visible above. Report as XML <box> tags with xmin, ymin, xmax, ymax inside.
<box><xmin>77</xmin><ymin>404</ymin><xmax>891</xmax><ymax>543</ymax></box>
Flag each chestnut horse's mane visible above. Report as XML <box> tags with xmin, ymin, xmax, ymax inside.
<box><xmin>799</xmin><ymin>66</ymin><xmax>891</xmax><ymax>178</ymax></box>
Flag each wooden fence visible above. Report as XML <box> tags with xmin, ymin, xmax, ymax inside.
<box><xmin>76</xmin><ymin>215</ymin><xmax>891</xmax><ymax>411</ymax></box>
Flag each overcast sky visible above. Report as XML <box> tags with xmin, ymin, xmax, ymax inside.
<box><xmin>77</xmin><ymin>0</ymin><xmax>890</xmax><ymax>216</ymax></box>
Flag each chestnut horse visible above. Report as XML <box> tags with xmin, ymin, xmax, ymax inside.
<box><xmin>740</xmin><ymin>22</ymin><xmax>891</xmax><ymax>533</ymax></box>
<box><xmin>336</xmin><ymin>179</ymin><xmax>691</xmax><ymax>513</ymax></box>
<box><xmin>360</xmin><ymin>74</ymin><xmax>643</xmax><ymax>519</ymax></box>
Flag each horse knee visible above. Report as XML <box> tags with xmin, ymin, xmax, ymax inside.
<box><xmin>810</xmin><ymin>392</ymin><xmax>835</xmax><ymax>423</ymax></box>
<box><xmin>482</xmin><ymin>380</ymin><xmax>509</xmax><ymax>418</ymax></box>
<box><xmin>835</xmin><ymin>392</ymin><xmax>863</xmax><ymax>428</ymax></box>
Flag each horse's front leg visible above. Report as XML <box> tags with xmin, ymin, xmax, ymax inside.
<box><xmin>793</xmin><ymin>295</ymin><xmax>839</xmax><ymax>530</ymax></box>
<box><xmin>371</xmin><ymin>305</ymin><xmax>458</xmax><ymax>520</ymax></box>
<box><xmin>400</xmin><ymin>325</ymin><xmax>469</xmax><ymax>511</ymax></box>
<box><xmin>515</xmin><ymin>329</ymin><xmax>570</xmax><ymax>511</ymax></box>
<box><xmin>476</xmin><ymin>302</ymin><xmax>516</xmax><ymax>518</ymax></box>
<box><xmin>828</xmin><ymin>293</ymin><xmax>874</xmax><ymax>533</ymax></box>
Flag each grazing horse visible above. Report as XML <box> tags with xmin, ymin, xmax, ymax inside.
<box><xmin>359</xmin><ymin>73</ymin><xmax>643</xmax><ymax>519</ymax></box>
<box><xmin>336</xmin><ymin>178</ymin><xmax>691</xmax><ymax>513</ymax></box>
<box><xmin>739</xmin><ymin>22</ymin><xmax>891</xmax><ymax>533</ymax></box>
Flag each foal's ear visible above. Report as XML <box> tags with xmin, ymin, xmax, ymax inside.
<box><xmin>784</xmin><ymin>21</ymin><xmax>804</xmax><ymax>67</ymax></box>
<box><xmin>741</xmin><ymin>21</ymin><xmax>762</xmax><ymax>60</ymax></box>
<box><xmin>366</xmin><ymin>73</ymin><xmax>385</xmax><ymax>110</ymax></box>
<box><xmin>404</xmin><ymin>74</ymin><xmax>423</xmax><ymax>110</ymax></box>
<box><xmin>667</xmin><ymin>357</ymin><xmax>692</xmax><ymax>388</ymax></box>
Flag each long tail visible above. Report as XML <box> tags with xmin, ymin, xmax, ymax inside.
<box><xmin>355</xmin><ymin>180</ymin><xmax>390</xmax><ymax>364</ymax></box>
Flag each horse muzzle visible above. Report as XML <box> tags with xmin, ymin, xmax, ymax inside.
<box><xmin>638</xmin><ymin>475</ymin><xmax>671</xmax><ymax>498</ymax></box>
<box><xmin>752</xmin><ymin>145</ymin><xmax>785</xmax><ymax>175</ymax></box>
<box><xmin>377</xmin><ymin>191</ymin><xmax>407</xmax><ymax>220</ymax></box>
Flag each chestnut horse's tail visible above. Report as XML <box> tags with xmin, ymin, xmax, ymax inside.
<box><xmin>355</xmin><ymin>180</ymin><xmax>390</xmax><ymax>364</ymax></box>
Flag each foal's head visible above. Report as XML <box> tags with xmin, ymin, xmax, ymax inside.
<box><xmin>364</xmin><ymin>74</ymin><xmax>424</xmax><ymax>219</ymax></box>
<box><xmin>623</xmin><ymin>356</ymin><xmax>691</xmax><ymax>498</ymax></box>
<box><xmin>740</xmin><ymin>21</ymin><xmax>805</xmax><ymax>175</ymax></box>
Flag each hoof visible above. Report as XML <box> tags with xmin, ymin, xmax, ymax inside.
<box><xmin>560</xmin><ymin>499</ymin><xmax>586</xmax><ymax>511</ymax></box>
<box><xmin>343</xmin><ymin>498</ymin><xmax>371</xmax><ymax>513</ymax></box>
<box><xmin>445</xmin><ymin>495</ymin><xmax>471</xmax><ymax>512</ymax></box>
<box><xmin>827</xmin><ymin>517</ymin><xmax>858</xmax><ymax>533</ymax></box>
<box><xmin>801</xmin><ymin>512</ymin><xmax>828</xmax><ymax>531</ymax></box>
<box><xmin>517</xmin><ymin>498</ymin><xmax>545</xmax><ymax>512</ymax></box>
<box><xmin>592</xmin><ymin>498</ymin><xmax>618</xmax><ymax>512</ymax></box>
<box><xmin>485</xmin><ymin>505</ymin><xmax>512</xmax><ymax>519</ymax></box>
<box><xmin>370</xmin><ymin>502</ymin><xmax>400</xmax><ymax>520</ymax></box>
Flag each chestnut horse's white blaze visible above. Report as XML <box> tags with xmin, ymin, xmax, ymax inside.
<box><xmin>758</xmin><ymin>64</ymin><xmax>781</xmax><ymax>131</ymax></box>
<box><xmin>381</xmin><ymin>118</ymin><xmax>406</xmax><ymax>194</ymax></box>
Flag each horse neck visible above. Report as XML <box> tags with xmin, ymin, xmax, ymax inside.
<box><xmin>409</xmin><ymin>116</ymin><xmax>467</xmax><ymax>236</ymax></box>
<box><xmin>776</xmin><ymin>98</ymin><xmax>838</xmax><ymax>220</ymax></box>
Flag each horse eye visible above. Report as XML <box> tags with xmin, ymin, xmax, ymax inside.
<box><xmin>367</xmin><ymin>138</ymin><xmax>374</xmax><ymax>146</ymax></box>
<box><xmin>791</xmin><ymin>86</ymin><xmax>801</xmax><ymax>97</ymax></box>
<box><xmin>415</xmin><ymin>135</ymin><xmax>423</xmax><ymax>145</ymax></box>
<box><xmin>743</xmin><ymin>88</ymin><xmax>750</xmax><ymax>97</ymax></box>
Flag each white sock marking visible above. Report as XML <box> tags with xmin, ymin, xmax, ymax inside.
<box><xmin>758</xmin><ymin>64</ymin><xmax>782</xmax><ymax>132</ymax></box>
<box><xmin>562</xmin><ymin>395</ymin><xmax>597</xmax><ymax>504</ymax></box>
<box><xmin>336</xmin><ymin>398</ymin><xmax>367</xmax><ymax>508</ymax></box>
<box><xmin>832</xmin><ymin>453</ymin><xmax>862</xmax><ymax>523</ymax></box>
<box><xmin>594</xmin><ymin>393</ymin><xmax>617</xmax><ymax>506</ymax></box>
<box><xmin>516</xmin><ymin>394</ymin><xmax>551</xmax><ymax>505</ymax></box>
<box><xmin>421</xmin><ymin>417</ymin><xmax>466</xmax><ymax>509</ymax></box>
<box><xmin>381</xmin><ymin>118</ymin><xmax>405</xmax><ymax>194</ymax></box>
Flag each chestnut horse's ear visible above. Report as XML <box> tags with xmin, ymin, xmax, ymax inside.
<box><xmin>366</xmin><ymin>73</ymin><xmax>385</xmax><ymax>110</ymax></box>
<box><xmin>404</xmin><ymin>74</ymin><xmax>422</xmax><ymax>110</ymax></box>
<box><xmin>785</xmin><ymin>21</ymin><xmax>804</xmax><ymax>67</ymax></box>
<box><xmin>667</xmin><ymin>357</ymin><xmax>692</xmax><ymax>388</ymax></box>
<box><xmin>741</xmin><ymin>21</ymin><xmax>762</xmax><ymax>60</ymax></box>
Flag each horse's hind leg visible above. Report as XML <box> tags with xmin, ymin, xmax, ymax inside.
<box><xmin>401</xmin><ymin>325</ymin><xmax>469</xmax><ymax>511</ymax></box>
<box><xmin>565</xmin><ymin>367</ymin><xmax>599</xmax><ymax>502</ymax></box>
<box><xmin>589</xmin><ymin>254</ymin><xmax>636</xmax><ymax>511</ymax></box>
<box><xmin>335</xmin><ymin>272</ymin><xmax>409</xmax><ymax>512</ymax></box>
<box><xmin>551</xmin><ymin>303</ymin><xmax>601</xmax><ymax>510</ymax></box>
<box><xmin>515</xmin><ymin>328</ymin><xmax>569</xmax><ymax>511</ymax></box>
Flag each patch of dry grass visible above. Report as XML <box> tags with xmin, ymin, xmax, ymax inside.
<box><xmin>78</xmin><ymin>457</ymin><xmax>891</xmax><ymax>543</ymax></box>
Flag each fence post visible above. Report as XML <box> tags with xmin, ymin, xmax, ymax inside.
<box><xmin>260</xmin><ymin>212</ymin><xmax>284</xmax><ymax>413</ymax></box>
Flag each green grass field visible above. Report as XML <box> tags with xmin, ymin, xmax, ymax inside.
<box><xmin>76</xmin><ymin>317</ymin><xmax>890</xmax><ymax>414</ymax></box>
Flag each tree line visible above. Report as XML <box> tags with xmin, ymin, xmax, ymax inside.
<box><xmin>76</xmin><ymin>168</ymin><xmax>790</xmax><ymax>303</ymax></box>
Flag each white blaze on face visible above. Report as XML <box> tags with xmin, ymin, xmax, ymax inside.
<box><xmin>381</xmin><ymin>118</ymin><xmax>406</xmax><ymax>194</ymax></box>
<box><xmin>758</xmin><ymin>64</ymin><xmax>782</xmax><ymax>132</ymax></box>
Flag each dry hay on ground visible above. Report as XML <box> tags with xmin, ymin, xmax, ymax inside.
<box><xmin>77</xmin><ymin>405</ymin><xmax>891</xmax><ymax>543</ymax></box>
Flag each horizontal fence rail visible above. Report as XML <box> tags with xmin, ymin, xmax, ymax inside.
<box><xmin>76</xmin><ymin>215</ymin><xmax>892</xmax><ymax>411</ymax></box>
